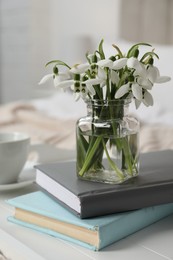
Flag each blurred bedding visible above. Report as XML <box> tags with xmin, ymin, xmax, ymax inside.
<box><xmin>0</xmin><ymin>97</ymin><xmax>77</xmax><ymax>149</ymax></box>
<box><xmin>0</xmin><ymin>89</ymin><xmax>172</xmax><ymax>153</ymax></box>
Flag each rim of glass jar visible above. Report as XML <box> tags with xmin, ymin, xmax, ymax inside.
<box><xmin>85</xmin><ymin>98</ymin><xmax>132</xmax><ymax>107</ymax></box>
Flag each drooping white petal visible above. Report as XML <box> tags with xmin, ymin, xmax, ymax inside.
<box><xmin>70</xmin><ymin>63</ymin><xmax>90</xmax><ymax>74</ymax></box>
<box><xmin>143</xmin><ymin>90</ymin><xmax>154</xmax><ymax>106</ymax></box>
<box><xmin>53</xmin><ymin>72</ymin><xmax>72</xmax><ymax>87</ymax></box>
<box><xmin>127</xmin><ymin>57</ymin><xmax>139</xmax><ymax>68</ymax></box>
<box><xmin>97</xmin><ymin>59</ymin><xmax>113</xmax><ymax>68</ymax></box>
<box><xmin>133</xmin><ymin>63</ymin><xmax>147</xmax><ymax>78</ymax></box>
<box><xmin>60</xmin><ymin>71</ymin><xmax>72</xmax><ymax>80</ymax></box>
<box><xmin>127</xmin><ymin>57</ymin><xmax>144</xmax><ymax>75</ymax></box>
<box><xmin>85</xmin><ymin>78</ymin><xmax>103</xmax><ymax>86</ymax></box>
<box><xmin>53</xmin><ymin>75</ymin><xmax>60</xmax><ymax>87</ymax></box>
<box><xmin>112</xmin><ymin>58</ymin><xmax>128</xmax><ymax>70</ymax></box>
<box><xmin>38</xmin><ymin>74</ymin><xmax>53</xmax><ymax>85</ymax></box>
<box><xmin>97</xmin><ymin>67</ymin><xmax>106</xmax><ymax>80</ymax></box>
<box><xmin>155</xmin><ymin>76</ymin><xmax>171</xmax><ymax>83</ymax></box>
<box><xmin>73</xmin><ymin>92</ymin><xmax>81</xmax><ymax>101</ymax></box>
<box><xmin>132</xmin><ymin>83</ymin><xmax>143</xmax><ymax>100</ymax></box>
<box><xmin>134</xmin><ymin>98</ymin><xmax>141</xmax><ymax>109</ymax></box>
<box><xmin>115</xmin><ymin>83</ymin><xmax>130</xmax><ymax>99</ymax></box>
<box><xmin>56</xmin><ymin>80</ymin><xmax>74</xmax><ymax>89</ymax></box>
<box><xmin>111</xmin><ymin>70</ymin><xmax>119</xmax><ymax>85</ymax></box>
<box><xmin>137</xmin><ymin>77</ymin><xmax>153</xmax><ymax>90</ymax></box>
<box><xmin>86</xmin><ymin>84</ymin><xmax>96</xmax><ymax>95</ymax></box>
<box><xmin>147</xmin><ymin>66</ymin><xmax>159</xmax><ymax>83</ymax></box>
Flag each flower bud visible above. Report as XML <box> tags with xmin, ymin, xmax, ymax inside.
<box><xmin>82</xmin><ymin>75</ymin><xmax>89</xmax><ymax>81</ymax></box>
<box><xmin>74</xmin><ymin>74</ymin><xmax>80</xmax><ymax>81</ymax></box>
<box><xmin>92</xmin><ymin>54</ymin><xmax>98</xmax><ymax>63</ymax></box>
<box><xmin>53</xmin><ymin>66</ymin><xmax>58</xmax><ymax>75</ymax></box>
<box><xmin>133</xmin><ymin>49</ymin><xmax>139</xmax><ymax>58</ymax></box>
<box><xmin>148</xmin><ymin>57</ymin><xmax>154</xmax><ymax>65</ymax></box>
<box><xmin>128</xmin><ymin>75</ymin><xmax>134</xmax><ymax>82</ymax></box>
<box><xmin>109</xmin><ymin>56</ymin><xmax>116</xmax><ymax>62</ymax></box>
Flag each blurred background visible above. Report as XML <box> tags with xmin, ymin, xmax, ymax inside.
<box><xmin>0</xmin><ymin>0</ymin><xmax>172</xmax><ymax>111</ymax></box>
<box><xmin>0</xmin><ymin>0</ymin><xmax>121</xmax><ymax>103</ymax></box>
<box><xmin>0</xmin><ymin>0</ymin><xmax>173</xmax><ymax>152</ymax></box>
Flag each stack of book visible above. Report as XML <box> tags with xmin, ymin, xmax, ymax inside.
<box><xmin>7</xmin><ymin>150</ymin><xmax>173</xmax><ymax>251</ymax></box>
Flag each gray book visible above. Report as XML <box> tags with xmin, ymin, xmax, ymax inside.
<box><xmin>35</xmin><ymin>150</ymin><xmax>173</xmax><ymax>218</ymax></box>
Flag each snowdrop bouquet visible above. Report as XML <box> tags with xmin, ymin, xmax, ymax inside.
<box><xmin>39</xmin><ymin>40</ymin><xmax>171</xmax><ymax>184</ymax></box>
<box><xmin>39</xmin><ymin>40</ymin><xmax>170</xmax><ymax>108</ymax></box>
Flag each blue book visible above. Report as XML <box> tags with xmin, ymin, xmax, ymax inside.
<box><xmin>7</xmin><ymin>191</ymin><xmax>173</xmax><ymax>251</ymax></box>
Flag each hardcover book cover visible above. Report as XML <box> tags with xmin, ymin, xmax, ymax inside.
<box><xmin>35</xmin><ymin>150</ymin><xmax>173</xmax><ymax>218</ymax></box>
<box><xmin>7</xmin><ymin>191</ymin><xmax>173</xmax><ymax>251</ymax></box>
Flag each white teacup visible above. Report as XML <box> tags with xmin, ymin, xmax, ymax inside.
<box><xmin>0</xmin><ymin>132</ymin><xmax>30</xmax><ymax>184</ymax></box>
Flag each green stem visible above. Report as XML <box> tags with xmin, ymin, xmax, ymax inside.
<box><xmin>78</xmin><ymin>136</ymin><xmax>102</xmax><ymax>176</ymax></box>
<box><xmin>121</xmin><ymin>137</ymin><xmax>133</xmax><ymax>175</ymax></box>
<box><xmin>102</xmin><ymin>139</ymin><xmax>125</xmax><ymax>180</ymax></box>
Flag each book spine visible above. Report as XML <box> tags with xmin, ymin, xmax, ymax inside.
<box><xmin>7</xmin><ymin>216</ymin><xmax>97</xmax><ymax>251</ymax></box>
<box><xmin>80</xmin><ymin>183</ymin><xmax>173</xmax><ymax>218</ymax></box>
<box><xmin>98</xmin><ymin>203</ymin><xmax>173</xmax><ymax>249</ymax></box>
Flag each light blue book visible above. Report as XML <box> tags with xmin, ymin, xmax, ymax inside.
<box><xmin>7</xmin><ymin>191</ymin><xmax>173</xmax><ymax>251</ymax></box>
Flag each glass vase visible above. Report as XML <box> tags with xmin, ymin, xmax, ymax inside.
<box><xmin>76</xmin><ymin>99</ymin><xmax>140</xmax><ymax>184</ymax></box>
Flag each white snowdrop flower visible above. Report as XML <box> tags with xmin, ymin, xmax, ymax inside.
<box><xmin>147</xmin><ymin>66</ymin><xmax>159</xmax><ymax>83</ymax></box>
<box><xmin>111</xmin><ymin>70</ymin><xmax>119</xmax><ymax>85</ymax></box>
<box><xmin>53</xmin><ymin>72</ymin><xmax>71</xmax><ymax>87</ymax></box>
<box><xmin>87</xmin><ymin>84</ymin><xmax>96</xmax><ymax>96</ymax></box>
<box><xmin>127</xmin><ymin>57</ymin><xmax>147</xmax><ymax>79</ymax></box>
<box><xmin>70</xmin><ymin>63</ymin><xmax>90</xmax><ymax>74</ymax></box>
<box><xmin>97</xmin><ymin>59</ymin><xmax>113</xmax><ymax>68</ymax></box>
<box><xmin>115</xmin><ymin>83</ymin><xmax>130</xmax><ymax>99</ymax></box>
<box><xmin>137</xmin><ymin>77</ymin><xmax>153</xmax><ymax>90</ymax></box>
<box><xmin>127</xmin><ymin>57</ymin><xmax>141</xmax><ymax>70</ymax></box>
<box><xmin>97</xmin><ymin>67</ymin><xmax>107</xmax><ymax>80</ymax></box>
<box><xmin>143</xmin><ymin>90</ymin><xmax>154</xmax><ymax>106</ymax></box>
<box><xmin>155</xmin><ymin>75</ymin><xmax>171</xmax><ymax>83</ymax></box>
<box><xmin>133</xmin><ymin>64</ymin><xmax>147</xmax><ymax>79</ymax></box>
<box><xmin>134</xmin><ymin>90</ymin><xmax>154</xmax><ymax>108</ymax></box>
<box><xmin>112</xmin><ymin>58</ymin><xmax>128</xmax><ymax>70</ymax></box>
<box><xmin>39</xmin><ymin>72</ymin><xmax>71</xmax><ymax>87</ymax></box>
<box><xmin>71</xmin><ymin>81</ymin><xmax>96</xmax><ymax>101</ymax></box>
<box><xmin>115</xmin><ymin>82</ymin><xmax>143</xmax><ymax>100</ymax></box>
<box><xmin>131</xmin><ymin>83</ymin><xmax>143</xmax><ymax>100</ymax></box>
<box><xmin>134</xmin><ymin>98</ymin><xmax>142</xmax><ymax>109</ymax></box>
<box><xmin>85</xmin><ymin>78</ymin><xmax>104</xmax><ymax>86</ymax></box>
<box><xmin>38</xmin><ymin>74</ymin><xmax>53</xmax><ymax>85</ymax></box>
<box><xmin>146</xmin><ymin>65</ymin><xmax>171</xmax><ymax>84</ymax></box>
<box><xmin>56</xmin><ymin>80</ymin><xmax>75</xmax><ymax>89</ymax></box>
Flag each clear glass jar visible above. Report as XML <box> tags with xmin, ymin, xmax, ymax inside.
<box><xmin>76</xmin><ymin>99</ymin><xmax>140</xmax><ymax>184</ymax></box>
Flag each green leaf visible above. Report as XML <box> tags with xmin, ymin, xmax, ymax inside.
<box><xmin>98</xmin><ymin>39</ymin><xmax>105</xmax><ymax>60</ymax></box>
<box><xmin>78</xmin><ymin>136</ymin><xmax>102</xmax><ymax>176</ymax></box>
<box><xmin>127</xmin><ymin>42</ymin><xmax>152</xmax><ymax>58</ymax></box>
<box><xmin>45</xmin><ymin>60</ymin><xmax>71</xmax><ymax>69</ymax></box>
<box><xmin>112</xmin><ymin>44</ymin><xmax>123</xmax><ymax>58</ymax></box>
<box><xmin>85</xmin><ymin>51</ymin><xmax>91</xmax><ymax>64</ymax></box>
<box><xmin>140</xmin><ymin>51</ymin><xmax>159</xmax><ymax>62</ymax></box>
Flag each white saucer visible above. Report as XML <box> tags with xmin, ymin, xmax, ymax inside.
<box><xmin>0</xmin><ymin>161</ymin><xmax>36</xmax><ymax>191</ymax></box>
<box><xmin>0</xmin><ymin>179</ymin><xmax>34</xmax><ymax>191</ymax></box>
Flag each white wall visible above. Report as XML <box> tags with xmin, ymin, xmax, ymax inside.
<box><xmin>0</xmin><ymin>0</ymin><xmax>121</xmax><ymax>103</ymax></box>
<box><xmin>49</xmin><ymin>0</ymin><xmax>121</xmax><ymax>64</ymax></box>
<box><xmin>0</xmin><ymin>0</ymin><xmax>52</xmax><ymax>103</ymax></box>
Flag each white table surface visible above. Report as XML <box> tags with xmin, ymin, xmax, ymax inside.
<box><xmin>0</xmin><ymin>145</ymin><xmax>173</xmax><ymax>260</ymax></box>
